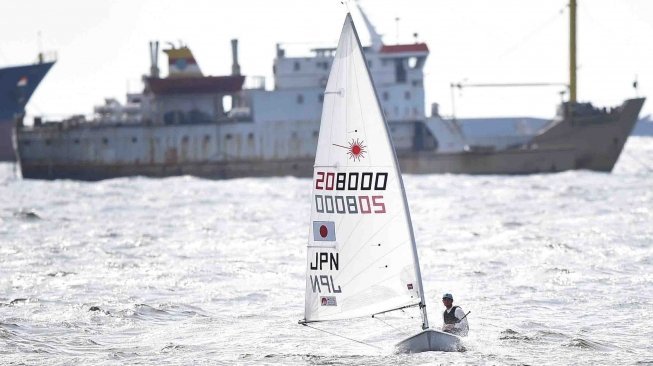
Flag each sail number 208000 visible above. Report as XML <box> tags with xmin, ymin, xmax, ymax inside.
<box><xmin>314</xmin><ymin>171</ymin><xmax>387</xmax><ymax>214</ymax></box>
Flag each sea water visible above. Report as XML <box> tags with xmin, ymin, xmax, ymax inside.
<box><xmin>1</xmin><ymin>137</ymin><xmax>652</xmax><ymax>365</ymax></box>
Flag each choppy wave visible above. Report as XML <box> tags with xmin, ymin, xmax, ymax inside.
<box><xmin>0</xmin><ymin>137</ymin><xmax>651</xmax><ymax>364</ymax></box>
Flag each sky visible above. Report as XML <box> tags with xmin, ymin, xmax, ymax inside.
<box><xmin>1</xmin><ymin>0</ymin><xmax>652</xmax><ymax>120</ymax></box>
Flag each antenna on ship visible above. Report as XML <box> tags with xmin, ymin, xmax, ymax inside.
<box><xmin>395</xmin><ymin>17</ymin><xmax>400</xmax><ymax>44</ymax></box>
<box><xmin>37</xmin><ymin>31</ymin><xmax>44</xmax><ymax>64</ymax></box>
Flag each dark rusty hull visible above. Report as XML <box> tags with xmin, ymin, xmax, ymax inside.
<box><xmin>15</xmin><ymin>98</ymin><xmax>645</xmax><ymax>180</ymax></box>
<box><xmin>532</xmin><ymin>98</ymin><xmax>646</xmax><ymax>172</ymax></box>
<box><xmin>18</xmin><ymin>158</ymin><xmax>315</xmax><ymax>181</ymax></box>
<box><xmin>0</xmin><ymin>120</ymin><xmax>15</xmax><ymax>161</ymax></box>
<box><xmin>18</xmin><ymin>148</ymin><xmax>577</xmax><ymax>181</ymax></box>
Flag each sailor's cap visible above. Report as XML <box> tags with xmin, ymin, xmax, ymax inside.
<box><xmin>442</xmin><ymin>293</ymin><xmax>454</xmax><ymax>300</ymax></box>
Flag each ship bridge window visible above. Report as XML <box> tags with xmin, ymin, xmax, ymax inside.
<box><xmin>248</xmin><ymin>133</ymin><xmax>254</xmax><ymax>140</ymax></box>
<box><xmin>367</xmin><ymin>60</ymin><xmax>373</xmax><ymax>69</ymax></box>
<box><xmin>164</xmin><ymin>111</ymin><xmax>185</xmax><ymax>124</ymax></box>
<box><xmin>382</xmin><ymin>91</ymin><xmax>389</xmax><ymax>101</ymax></box>
<box><xmin>45</xmin><ymin>139</ymin><xmax>51</xmax><ymax>146</ymax></box>
<box><xmin>405</xmin><ymin>91</ymin><xmax>411</xmax><ymax>100</ymax></box>
<box><xmin>222</xmin><ymin>95</ymin><xmax>233</xmax><ymax>114</ymax></box>
<box><xmin>189</xmin><ymin>109</ymin><xmax>211</xmax><ymax>124</ymax></box>
<box><xmin>395</xmin><ymin>59</ymin><xmax>407</xmax><ymax>83</ymax></box>
<box><xmin>131</xmin><ymin>137</ymin><xmax>137</xmax><ymax>143</ymax></box>
<box><xmin>74</xmin><ymin>138</ymin><xmax>80</xmax><ymax>144</ymax></box>
<box><xmin>318</xmin><ymin>93</ymin><xmax>324</xmax><ymax>103</ymax></box>
<box><xmin>102</xmin><ymin>138</ymin><xmax>109</xmax><ymax>145</ymax></box>
<box><xmin>294</xmin><ymin>61</ymin><xmax>301</xmax><ymax>71</ymax></box>
<box><xmin>408</xmin><ymin>56</ymin><xmax>425</xmax><ymax>69</ymax></box>
<box><xmin>316</xmin><ymin>61</ymin><xmax>329</xmax><ymax>70</ymax></box>
<box><xmin>297</xmin><ymin>94</ymin><xmax>304</xmax><ymax>104</ymax></box>
<box><xmin>226</xmin><ymin>134</ymin><xmax>233</xmax><ymax>140</ymax></box>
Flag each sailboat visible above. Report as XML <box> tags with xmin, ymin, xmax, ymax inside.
<box><xmin>299</xmin><ymin>13</ymin><xmax>462</xmax><ymax>353</ymax></box>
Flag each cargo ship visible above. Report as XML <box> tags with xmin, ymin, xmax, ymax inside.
<box><xmin>14</xmin><ymin>2</ymin><xmax>645</xmax><ymax>180</ymax></box>
<box><xmin>0</xmin><ymin>55</ymin><xmax>55</xmax><ymax>161</ymax></box>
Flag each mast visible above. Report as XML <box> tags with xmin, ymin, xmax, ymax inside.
<box><xmin>348</xmin><ymin>13</ymin><xmax>430</xmax><ymax>330</ymax></box>
<box><xmin>569</xmin><ymin>0</ymin><xmax>577</xmax><ymax>104</ymax></box>
<box><xmin>403</xmin><ymin>186</ymin><xmax>430</xmax><ymax>330</ymax></box>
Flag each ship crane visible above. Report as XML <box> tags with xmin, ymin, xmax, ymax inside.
<box><xmin>451</xmin><ymin>82</ymin><xmax>568</xmax><ymax>89</ymax></box>
<box><xmin>355</xmin><ymin>2</ymin><xmax>384</xmax><ymax>50</ymax></box>
<box><xmin>451</xmin><ymin>0</ymin><xmax>579</xmax><ymax>119</ymax></box>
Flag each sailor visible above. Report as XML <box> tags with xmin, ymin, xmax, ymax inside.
<box><xmin>441</xmin><ymin>293</ymin><xmax>469</xmax><ymax>336</ymax></box>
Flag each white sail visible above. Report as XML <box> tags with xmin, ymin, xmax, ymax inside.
<box><xmin>303</xmin><ymin>14</ymin><xmax>424</xmax><ymax>323</ymax></box>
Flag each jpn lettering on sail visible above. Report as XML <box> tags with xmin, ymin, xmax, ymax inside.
<box><xmin>304</xmin><ymin>14</ymin><xmax>420</xmax><ymax>323</ymax></box>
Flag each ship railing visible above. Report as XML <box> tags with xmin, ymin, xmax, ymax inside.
<box><xmin>17</xmin><ymin>113</ymin><xmax>96</xmax><ymax>130</ymax></box>
<box><xmin>276</xmin><ymin>42</ymin><xmax>337</xmax><ymax>58</ymax></box>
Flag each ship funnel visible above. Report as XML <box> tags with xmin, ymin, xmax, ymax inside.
<box><xmin>276</xmin><ymin>43</ymin><xmax>285</xmax><ymax>58</ymax></box>
<box><xmin>163</xmin><ymin>45</ymin><xmax>203</xmax><ymax>78</ymax></box>
<box><xmin>231</xmin><ymin>39</ymin><xmax>241</xmax><ymax>76</ymax></box>
<box><xmin>149</xmin><ymin>41</ymin><xmax>160</xmax><ymax>78</ymax></box>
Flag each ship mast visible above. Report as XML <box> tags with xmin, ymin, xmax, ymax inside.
<box><xmin>569</xmin><ymin>0</ymin><xmax>577</xmax><ymax>104</ymax></box>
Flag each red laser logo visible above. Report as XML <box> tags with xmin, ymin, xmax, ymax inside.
<box><xmin>333</xmin><ymin>138</ymin><xmax>367</xmax><ymax>161</ymax></box>
<box><xmin>346</xmin><ymin>139</ymin><xmax>366</xmax><ymax>161</ymax></box>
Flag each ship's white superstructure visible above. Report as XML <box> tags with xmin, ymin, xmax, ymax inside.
<box><xmin>14</xmin><ymin>3</ymin><xmax>645</xmax><ymax>180</ymax></box>
<box><xmin>87</xmin><ymin>5</ymin><xmax>464</xmax><ymax>152</ymax></box>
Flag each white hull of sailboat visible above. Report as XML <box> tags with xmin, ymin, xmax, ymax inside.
<box><xmin>302</xmin><ymin>13</ymin><xmax>452</xmax><ymax>353</ymax></box>
<box><xmin>395</xmin><ymin>329</ymin><xmax>463</xmax><ymax>353</ymax></box>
